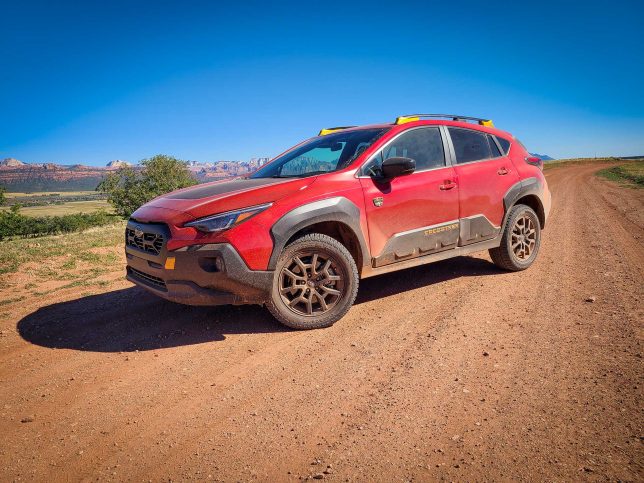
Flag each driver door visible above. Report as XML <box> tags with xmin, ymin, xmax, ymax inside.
<box><xmin>359</xmin><ymin>126</ymin><xmax>459</xmax><ymax>267</ymax></box>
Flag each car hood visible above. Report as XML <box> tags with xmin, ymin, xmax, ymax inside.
<box><xmin>131</xmin><ymin>177</ymin><xmax>314</xmax><ymax>222</ymax></box>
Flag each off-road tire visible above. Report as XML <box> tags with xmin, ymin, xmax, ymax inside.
<box><xmin>489</xmin><ymin>204</ymin><xmax>541</xmax><ymax>271</ymax></box>
<box><xmin>266</xmin><ymin>233</ymin><xmax>359</xmax><ymax>330</ymax></box>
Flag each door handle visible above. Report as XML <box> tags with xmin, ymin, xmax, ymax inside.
<box><xmin>497</xmin><ymin>167</ymin><xmax>509</xmax><ymax>175</ymax></box>
<box><xmin>439</xmin><ymin>180</ymin><xmax>457</xmax><ymax>190</ymax></box>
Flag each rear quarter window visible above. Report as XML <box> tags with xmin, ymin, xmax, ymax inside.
<box><xmin>488</xmin><ymin>135</ymin><xmax>502</xmax><ymax>157</ymax></box>
<box><xmin>496</xmin><ymin>136</ymin><xmax>511</xmax><ymax>155</ymax></box>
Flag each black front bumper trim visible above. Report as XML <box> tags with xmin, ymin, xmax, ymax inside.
<box><xmin>125</xmin><ymin>241</ymin><xmax>273</xmax><ymax>306</ymax></box>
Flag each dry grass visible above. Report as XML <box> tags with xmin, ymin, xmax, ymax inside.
<box><xmin>543</xmin><ymin>157</ymin><xmax>625</xmax><ymax>170</ymax></box>
<box><xmin>0</xmin><ymin>221</ymin><xmax>127</xmax><ymax>303</ymax></box>
<box><xmin>0</xmin><ymin>221</ymin><xmax>125</xmax><ymax>275</ymax></box>
<box><xmin>596</xmin><ymin>160</ymin><xmax>644</xmax><ymax>188</ymax></box>
<box><xmin>1</xmin><ymin>200</ymin><xmax>113</xmax><ymax>216</ymax></box>
<box><xmin>5</xmin><ymin>190</ymin><xmax>98</xmax><ymax>198</ymax></box>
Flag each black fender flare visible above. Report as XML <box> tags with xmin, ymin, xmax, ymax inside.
<box><xmin>268</xmin><ymin>197</ymin><xmax>371</xmax><ymax>273</ymax></box>
<box><xmin>502</xmin><ymin>177</ymin><xmax>546</xmax><ymax>228</ymax></box>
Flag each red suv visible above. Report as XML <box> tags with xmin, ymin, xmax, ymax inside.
<box><xmin>125</xmin><ymin>114</ymin><xmax>551</xmax><ymax>329</ymax></box>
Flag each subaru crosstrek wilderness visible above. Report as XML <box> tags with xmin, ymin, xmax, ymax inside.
<box><xmin>125</xmin><ymin>114</ymin><xmax>551</xmax><ymax>329</ymax></box>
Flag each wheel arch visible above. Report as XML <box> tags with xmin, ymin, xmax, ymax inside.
<box><xmin>269</xmin><ymin>197</ymin><xmax>370</xmax><ymax>274</ymax></box>
<box><xmin>283</xmin><ymin>220</ymin><xmax>364</xmax><ymax>271</ymax></box>
<box><xmin>503</xmin><ymin>177</ymin><xmax>547</xmax><ymax>229</ymax></box>
<box><xmin>514</xmin><ymin>194</ymin><xmax>545</xmax><ymax>228</ymax></box>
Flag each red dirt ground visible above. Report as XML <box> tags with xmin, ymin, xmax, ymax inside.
<box><xmin>1</xmin><ymin>164</ymin><xmax>642</xmax><ymax>481</ymax></box>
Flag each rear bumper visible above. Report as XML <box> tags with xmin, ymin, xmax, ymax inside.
<box><xmin>125</xmin><ymin>240</ymin><xmax>273</xmax><ymax>306</ymax></box>
<box><xmin>543</xmin><ymin>183</ymin><xmax>552</xmax><ymax>225</ymax></box>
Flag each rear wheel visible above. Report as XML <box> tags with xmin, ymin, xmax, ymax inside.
<box><xmin>266</xmin><ymin>233</ymin><xmax>359</xmax><ymax>329</ymax></box>
<box><xmin>489</xmin><ymin>204</ymin><xmax>541</xmax><ymax>271</ymax></box>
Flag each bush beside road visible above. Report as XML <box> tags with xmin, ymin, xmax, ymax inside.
<box><xmin>0</xmin><ymin>206</ymin><xmax>118</xmax><ymax>240</ymax></box>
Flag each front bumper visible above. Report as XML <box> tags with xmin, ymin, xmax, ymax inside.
<box><xmin>125</xmin><ymin>222</ymin><xmax>273</xmax><ymax>306</ymax></box>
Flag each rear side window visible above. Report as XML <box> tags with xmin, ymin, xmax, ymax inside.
<box><xmin>496</xmin><ymin>136</ymin><xmax>511</xmax><ymax>155</ymax></box>
<box><xmin>448</xmin><ymin>128</ymin><xmax>492</xmax><ymax>163</ymax></box>
<box><xmin>488</xmin><ymin>135</ymin><xmax>502</xmax><ymax>157</ymax></box>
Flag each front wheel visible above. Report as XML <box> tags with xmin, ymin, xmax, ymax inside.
<box><xmin>489</xmin><ymin>204</ymin><xmax>541</xmax><ymax>271</ymax></box>
<box><xmin>266</xmin><ymin>233</ymin><xmax>359</xmax><ymax>329</ymax></box>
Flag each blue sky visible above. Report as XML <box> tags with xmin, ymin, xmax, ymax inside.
<box><xmin>1</xmin><ymin>0</ymin><xmax>643</xmax><ymax>166</ymax></box>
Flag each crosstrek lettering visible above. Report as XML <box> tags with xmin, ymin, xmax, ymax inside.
<box><xmin>424</xmin><ymin>223</ymin><xmax>459</xmax><ymax>236</ymax></box>
<box><xmin>125</xmin><ymin>114</ymin><xmax>551</xmax><ymax>329</ymax></box>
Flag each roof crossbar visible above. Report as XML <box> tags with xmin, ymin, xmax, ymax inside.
<box><xmin>395</xmin><ymin>114</ymin><xmax>494</xmax><ymax>127</ymax></box>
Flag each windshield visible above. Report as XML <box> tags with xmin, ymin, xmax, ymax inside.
<box><xmin>250</xmin><ymin>128</ymin><xmax>389</xmax><ymax>179</ymax></box>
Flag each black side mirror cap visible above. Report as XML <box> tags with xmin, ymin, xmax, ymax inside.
<box><xmin>380</xmin><ymin>156</ymin><xmax>416</xmax><ymax>179</ymax></box>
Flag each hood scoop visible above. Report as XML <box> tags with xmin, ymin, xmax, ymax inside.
<box><xmin>164</xmin><ymin>178</ymin><xmax>287</xmax><ymax>200</ymax></box>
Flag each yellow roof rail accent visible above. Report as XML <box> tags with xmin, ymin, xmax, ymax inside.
<box><xmin>395</xmin><ymin>115</ymin><xmax>420</xmax><ymax>125</ymax></box>
<box><xmin>318</xmin><ymin>126</ymin><xmax>356</xmax><ymax>136</ymax></box>
<box><xmin>395</xmin><ymin>114</ymin><xmax>495</xmax><ymax>128</ymax></box>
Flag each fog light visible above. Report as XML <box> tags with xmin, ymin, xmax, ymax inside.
<box><xmin>198</xmin><ymin>256</ymin><xmax>221</xmax><ymax>273</ymax></box>
<box><xmin>164</xmin><ymin>257</ymin><xmax>176</xmax><ymax>270</ymax></box>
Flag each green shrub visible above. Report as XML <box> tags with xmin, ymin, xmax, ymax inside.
<box><xmin>98</xmin><ymin>154</ymin><xmax>197</xmax><ymax>218</ymax></box>
<box><xmin>0</xmin><ymin>205</ymin><xmax>118</xmax><ymax>240</ymax></box>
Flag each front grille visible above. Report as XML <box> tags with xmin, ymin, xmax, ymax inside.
<box><xmin>126</xmin><ymin>226</ymin><xmax>164</xmax><ymax>255</ymax></box>
<box><xmin>127</xmin><ymin>267</ymin><xmax>167</xmax><ymax>290</ymax></box>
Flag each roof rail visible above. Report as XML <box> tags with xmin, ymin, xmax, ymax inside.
<box><xmin>318</xmin><ymin>126</ymin><xmax>356</xmax><ymax>136</ymax></box>
<box><xmin>395</xmin><ymin>114</ymin><xmax>494</xmax><ymax>127</ymax></box>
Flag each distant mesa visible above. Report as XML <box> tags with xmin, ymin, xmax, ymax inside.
<box><xmin>106</xmin><ymin>160</ymin><xmax>132</xmax><ymax>169</ymax></box>
<box><xmin>530</xmin><ymin>153</ymin><xmax>555</xmax><ymax>161</ymax></box>
<box><xmin>1</xmin><ymin>158</ymin><xmax>107</xmax><ymax>192</ymax></box>
<box><xmin>1</xmin><ymin>157</ymin><xmax>26</xmax><ymax>167</ymax></box>
<box><xmin>0</xmin><ymin>156</ymin><xmax>269</xmax><ymax>192</ymax></box>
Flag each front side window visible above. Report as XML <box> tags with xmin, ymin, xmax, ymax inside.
<box><xmin>250</xmin><ymin>128</ymin><xmax>388</xmax><ymax>179</ymax></box>
<box><xmin>362</xmin><ymin>127</ymin><xmax>445</xmax><ymax>176</ymax></box>
<box><xmin>448</xmin><ymin>128</ymin><xmax>493</xmax><ymax>164</ymax></box>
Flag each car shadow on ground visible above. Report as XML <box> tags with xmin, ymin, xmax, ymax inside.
<box><xmin>355</xmin><ymin>256</ymin><xmax>502</xmax><ymax>304</ymax></box>
<box><xmin>17</xmin><ymin>256</ymin><xmax>504</xmax><ymax>353</ymax></box>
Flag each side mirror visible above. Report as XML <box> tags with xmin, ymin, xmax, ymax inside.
<box><xmin>381</xmin><ymin>157</ymin><xmax>415</xmax><ymax>179</ymax></box>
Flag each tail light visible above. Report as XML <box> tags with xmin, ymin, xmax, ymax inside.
<box><xmin>525</xmin><ymin>156</ymin><xmax>543</xmax><ymax>171</ymax></box>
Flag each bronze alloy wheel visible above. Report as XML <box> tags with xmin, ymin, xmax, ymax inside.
<box><xmin>267</xmin><ymin>233</ymin><xmax>359</xmax><ymax>329</ymax></box>
<box><xmin>511</xmin><ymin>214</ymin><xmax>537</xmax><ymax>260</ymax></box>
<box><xmin>489</xmin><ymin>204</ymin><xmax>541</xmax><ymax>271</ymax></box>
<box><xmin>278</xmin><ymin>251</ymin><xmax>345</xmax><ymax>317</ymax></box>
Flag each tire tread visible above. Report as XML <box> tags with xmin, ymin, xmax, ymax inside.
<box><xmin>489</xmin><ymin>204</ymin><xmax>540</xmax><ymax>271</ymax></box>
<box><xmin>266</xmin><ymin>233</ymin><xmax>359</xmax><ymax>330</ymax></box>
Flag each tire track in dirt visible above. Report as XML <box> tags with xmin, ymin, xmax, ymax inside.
<box><xmin>123</xmin><ymin>261</ymin><xmax>493</xmax><ymax>480</ymax></box>
<box><xmin>2</xmin><ymin>258</ymin><xmax>493</xmax><ymax>480</ymax></box>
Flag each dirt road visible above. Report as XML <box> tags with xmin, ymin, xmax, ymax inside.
<box><xmin>1</xmin><ymin>164</ymin><xmax>642</xmax><ymax>481</ymax></box>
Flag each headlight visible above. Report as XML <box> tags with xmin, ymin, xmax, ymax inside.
<box><xmin>184</xmin><ymin>203</ymin><xmax>272</xmax><ymax>233</ymax></box>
